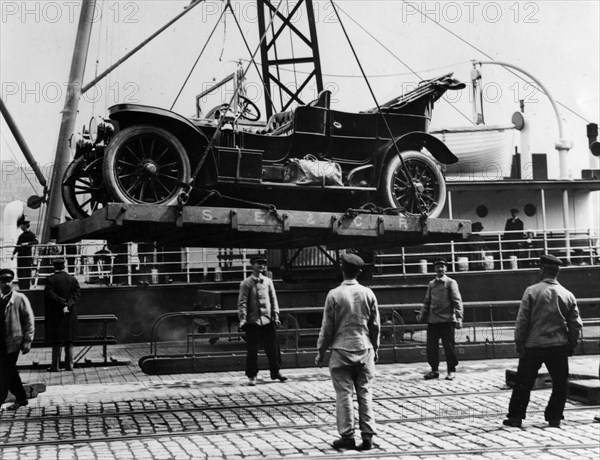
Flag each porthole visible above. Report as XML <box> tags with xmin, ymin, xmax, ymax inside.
<box><xmin>476</xmin><ymin>205</ymin><xmax>488</xmax><ymax>218</ymax></box>
<box><xmin>524</xmin><ymin>203</ymin><xmax>537</xmax><ymax>217</ymax></box>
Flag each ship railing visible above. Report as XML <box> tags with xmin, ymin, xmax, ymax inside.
<box><xmin>0</xmin><ymin>242</ymin><xmax>264</xmax><ymax>288</ymax></box>
<box><xmin>144</xmin><ymin>299</ymin><xmax>600</xmax><ymax>357</ymax></box>
<box><xmin>0</xmin><ymin>226</ymin><xmax>597</xmax><ymax>288</ymax></box>
<box><xmin>374</xmin><ymin>226</ymin><xmax>599</xmax><ymax>277</ymax></box>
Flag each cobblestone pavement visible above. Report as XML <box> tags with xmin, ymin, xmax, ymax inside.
<box><xmin>1</xmin><ymin>346</ymin><xmax>599</xmax><ymax>460</ymax></box>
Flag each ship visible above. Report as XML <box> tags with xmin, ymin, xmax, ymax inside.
<box><xmin>1</xmin><ymin>1</ymin><xmax>598</xmax><ymax>360</ymax></box>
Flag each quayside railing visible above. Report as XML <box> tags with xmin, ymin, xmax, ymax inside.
<box><xmin>144</xmin><ymin>299</ymin><xmax>600</xmax><ymax>358</ymax></box>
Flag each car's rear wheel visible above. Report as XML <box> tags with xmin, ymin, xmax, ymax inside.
<box><xmin>381</xmin><ymin>150</ymin><xmax>446</xmax><ymax>218</ymax></box>
<box><xmin>103</xmin><ymin>125</ymin><xmax>191</xmax><ymax>205</ymax></box>
<box><xmin>62</xmin><ymin>156</ymin><xmax>109</xmax><ymax>219</ymax></box>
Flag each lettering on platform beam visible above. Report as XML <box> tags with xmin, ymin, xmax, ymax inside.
<box><xmin>352</xmin><ymin>216</ymin><xmax>363</xmax><ymax>227</ymax></box>
<box><xmin>306</xmin><ymin>213</ymin><xmax>315</xmax><ymax>225</ymax></box>
<box><xmin>254</xmin><ymin>211</ymin><xmax>265</xmax><ymax>223</ymax></box>
<box><xmin>398</xmin><ymin>217</ymin><xmax>408</xmax><ymax>230</ymax></box>
<box><xmin>201</xmin><ymin>209</ymin><xmax>213</xmax><ymax>221</ymax></box>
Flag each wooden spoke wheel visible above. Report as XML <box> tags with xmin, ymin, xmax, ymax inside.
<box><xmin>103</xmin><ymin>126</ymin><xmax>190</xmax><ymax>205</ymax></box>
<box><xmin>381</xmin><ymin>150</ymin><xmax>446</xmax><ymax>218</ymax></box>
<box><xmin>62</xmin><ymin>156</ymin><xmax>110</xmax><ymax>219</ymax></box>
<box><xmin>381</xmin><ymin>310</ymin><xmax>410</xmax><ymax>344</ymax></box>
<box><xmin>278</xmin><ymin>314</ymin><xmax>299</xmax><ymax>350</ymax></box>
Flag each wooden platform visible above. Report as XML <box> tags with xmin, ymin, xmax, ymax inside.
<box><xmin>506</xmin><ymin>369</ymin><xmax>600</xmax><ymax>404</ymax></box>
<box><xmin>5</xmin><ymin>382</ymin><xmax>46</xmax><ymax>403</ymax></box>
<box><xmin>51</xmin><ymin>203</ymin><xmax>470</xmax><ymax>249</ymax></box>
<box><xmin>569</xmin><ymin>380</ymin><xmax>600</xmax><ymax>405</ymax></box>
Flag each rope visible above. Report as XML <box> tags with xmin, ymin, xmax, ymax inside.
<box><xmin>1</xmin><ymin>132</ymin><xmax>39</xmax><ymax>193</ymax></box>
<box><xmin>90</xmin><ymin>0</ymin><xmax>105</xmax><ymax>116</ymax></box>
<box><xmin>170</xmin><ymin>5</ymin><xmax>227</xmax><ymax>110</ymax></box>
<box><xmin>401</xmin><ymin>0</ymin><xmax>591</xmax><ymax>124</ymax></box>
<box><xmin>329</xmin><ymin>0</ymin><xmax>427</xmax><ymax>218</ymax></box>
<box><xmin>273</xmin><ymin>60</ymin><xmax>473</xmax><ymax>79</ymax></box>
<box><xmin>219</xmin><ymin>3</ymin><xmax>227</xmax><ymax>61</ymax></box>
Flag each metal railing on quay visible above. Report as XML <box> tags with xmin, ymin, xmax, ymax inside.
<box><xmin>145</xmin><ymin>299</ymin><xmax>600</xmax><ymax>358</ymax></box>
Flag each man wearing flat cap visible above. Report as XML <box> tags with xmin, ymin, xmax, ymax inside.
<box><xmin>0</xmin><ymin>269</ymin><xmax>35</xmax><ymax>411</ymax></box>
<box><xmin>44</xmin><ymin>258</ymin><xmax>81</xmax><ymax>371</ymax></box>
<box><xmin>418</xmin><ymin>258</ymin><xmax>463</xmax><ymax>381</ymax></box>
<box><xmin>316</xmin><ymin>252</ymin><xmax>380</xmax><ymax>451</ymax></box>
<box><xmin>237</xmin><ymin>254</ymin><xmax>286</xmax><ymax>385</ymax></box>
<box><xmin>503</xmin><ymin>254</ymin><xmax>582</xmax><ymax>428</ymax></box>
<box><xmin>11</xmin><ymin>218</ymin><xmax>38</xmax><ymax>290</ymax></box>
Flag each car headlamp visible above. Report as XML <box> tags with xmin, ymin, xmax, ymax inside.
<box><xmin>89</xmin><ymin>116</ymin><xmax>113</xmax><ymax>144</ymax></box>
<box><xmin>69</xmin><ymin>132</ymin><xmax>93</xmax><ymax>157</ymax></box>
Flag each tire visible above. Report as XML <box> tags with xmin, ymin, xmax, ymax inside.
<box><xmin>103</xmin><ymin>125</ymin><xmax>191</xmax><ymax>205</ymax></box>
<box><xmin>381</xmin><ymin>150</ymin><xmax>446</xmax><ymax>218</ymax></box>
<box><xmin>62</xmin><ymin>156</ymin><xmax>109</xmax><ymax>219</ymax></box>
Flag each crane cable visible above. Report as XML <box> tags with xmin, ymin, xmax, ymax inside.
<box><xmin>178</xmin><ymin>0</ymin><xmax>286</xmax><ymax>206</ymax></box>
<box><xmin>227</xmin><ymin>9</ymin><xmax>278</xmax><ymax>115</ymax></box>
<box><xmin>286</xmin><ymin>0</ymin><xmax>299</xmax><ymax>91</ymax></box>
<box><xmin>267</xmin><ymin>5</ymin><xmax>284</xmax><ymax>109</ymax></box>
<box><xmin>401</xmin><ymin>0</ymin><xmax>591</xmax><ymax>124</ymax></box>
<box><xmin>335</xmin><ymin>3</ymin><xmax>473</xmax><ymax>126</ymax></box>
<box><xmin>90</xmin><ymin>0</ymin><xmax>104</xmax><ymax>116</ymax></box>
<box><xmin>171</xmin><ymin>4</ymin><xmax>228</xmax><ymax>110</ymax></box>
<box><xmin>329</xmin><ymin>0</ymin><xmax>428</xmax><ymax>218</ymax></box>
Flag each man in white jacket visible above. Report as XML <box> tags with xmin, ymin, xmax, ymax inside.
<box><xmin>316</xmin><ymin>253</ymin><xmax>380</xmax><ymax>451</ymax></box>
<box><xmin>0</xmin><ymin>268</ymin><xmax>35</xmax><ymax>411</ymax></box>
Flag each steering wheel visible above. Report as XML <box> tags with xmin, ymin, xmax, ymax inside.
<box><xmin>238</xmin><ymin>95</ymin><xmax>261</xmax><ymax>121</ymax></box>
<box><xmin>204</xmin><ymin>95</ymin><xmax>261</xmax><ymax>122</ymax></box>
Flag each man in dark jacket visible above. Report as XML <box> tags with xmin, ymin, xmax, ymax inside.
<box><xmin>11</xmin><ymin>218</ymin><xmax>38</xmax><ymax>290</ymax></box>
<box><xmin>44</xmin><ymin>258</ymin><xmax>81</xmax><ymax>371</ymax></box>
<box><xmin>503</xmin><ymin>208</ymin><xmax>525</xmax><ymax>266</ymax></box>
<box><xmin>504</xmin><ymin>208</ymin><xmax>525</xmax><ymax>239</ymax></box>
<box><xmin>1</xmin><ymin>268</ymin><xmax>35</xmax><ymax>411</ymax></box>
<box><xmin>503</xmin><ymin>254</ymin><xmax>582</xmax><ymax>428</ymax></box>
<box><xmin>418</xmin><ymin>258</ymin><xmax>464</xmax><ymax>381</ymax></box>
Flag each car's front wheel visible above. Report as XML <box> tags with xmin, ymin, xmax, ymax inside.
<box><xmin>103</xmin><ymin>125</ymin><xmax>191</xmax><ymax>205</ymax></box>
<box><xmin>381</xmin><ymin>150</ymin><xmax>446</xmax><ymax>218</ymax></box>
<box><xmin>62</xmin><ymin>156</ymin><xmax>110</xmax><ymax>219</ymax></box>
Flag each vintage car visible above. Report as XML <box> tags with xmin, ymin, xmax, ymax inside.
<box><xmin>62</xmin><ymin>73</ymin><xmax>465</xmax><ymax>220</ymax></box>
